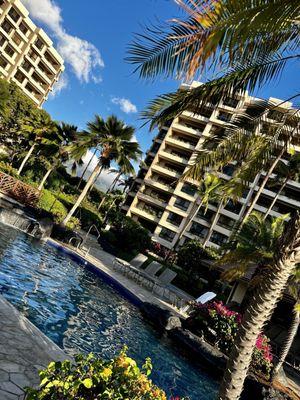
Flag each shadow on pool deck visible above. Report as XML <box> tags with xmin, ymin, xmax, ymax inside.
<box><xmin>0</xmin><ymin>296</ymin><xmax>68</xmax><ymax>400</ymax></box>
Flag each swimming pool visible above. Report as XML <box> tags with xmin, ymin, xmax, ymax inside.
<box><xmin>0</xmin><ymin>222</ymin><xmax>218</xmax><ymax>399</ymax></box>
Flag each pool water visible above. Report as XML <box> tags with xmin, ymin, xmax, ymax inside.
<box><xmin>0</xmin><ymin>222</ymin><xmax>218</xmax><ymax>399</ymax></box>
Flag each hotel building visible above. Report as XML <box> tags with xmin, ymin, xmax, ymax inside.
<box><xmin>0</xmin><ymin>0</ymin><xmax>64</xmax><ymax>106</ymax></box>
<box><xmin>123</xmin><ymin>81</ymin><xmax>300</xmax><ymax>252</ymax></box>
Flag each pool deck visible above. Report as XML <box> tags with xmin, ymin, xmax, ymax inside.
<box><xmin>0</xmin><ymin>295</ymin><xmax>68</xmax><ymax>400</ymax></box>
<box><xmin>47</xmin><ymin>237</ymin><xmax>188</xmax><ymax>318</ymax></box>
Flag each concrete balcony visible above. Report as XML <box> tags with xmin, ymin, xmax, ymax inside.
<box><xmin>172</xmin><ymin>121</ymin><xmax>203</xmax><ymax>138</ymax></box>
<box><xmin>144</xmin><ymin>178</ymin><xmax>174</xmax><ymax>194</ymax></box>
<box><xmin>165</xmin><ymin>135</ymin><xmax>196</xmax><ymax>151</ymax></box>
<box><xmin>137</xmin><ymin>192</ymin><xmax>167</xmax><ymax>208</ymax></box>
<box><xmin>130</xmin><ymin>205</ymin><xmax>160</xmax><ymax>223</ymax></box>
<box><xmin>182</xmin><ymin>110</ymin><xmax>211</xmax><ymax>124</ymax></box>
<box><xmin>151</xmin><ymin>164</ymin><xmax>181</xmax><ymax>179</ymax></box>
<box><xmin>160</xmin><ymin>150</ymin><xmax>189</xmax><ymax>165</ymax></box>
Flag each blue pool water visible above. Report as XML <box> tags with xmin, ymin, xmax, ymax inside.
<box><xmin>0</xmin><ymin>222</ymin><xmax>218</xmax><ymax>399</ymax></box>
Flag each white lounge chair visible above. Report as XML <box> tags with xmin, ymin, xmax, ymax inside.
<box><xmin>181</xmin><ymin>291</ymin><xmax>217</xmax><ymax>313</ymax></box>
<box><xmin>130</xmin><ymin>253</ymin><xmax>148</xmax><ymax>269</ymax></box>
<box><xmin>158</xmin><ymin>268</ymin><xmax>177</xmax><ymax>285</ymax></box>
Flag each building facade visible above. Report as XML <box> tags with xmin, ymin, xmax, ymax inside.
<box><xmin>0</xmin><ymin>0</ymin><xmax>64</xmax><ymax>106</ymax></box>
<box><xmin>123</xmin><ymin>81</ymin><xmax>300</xmax><ymax>250</ymax></box>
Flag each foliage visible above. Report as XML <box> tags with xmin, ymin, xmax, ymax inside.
<box><xmin>190</xmin><ymin>301</ymin><xmax>273</xmax><ymax>378</ymax></box>
<box><xmin>0</xmin><ymin>161</ymin><xmax>19</xmax><ymax>177</ymax></box>
<box><xmin>38</xmin><ymin>190</ymin><xmax>81</xmax><ymax>230</ymax></box>
<box><xmin>25</xmin><ymin>349</ymin><xmax>168</xmax><ymax>400</ymax></box>
<box><xmin>177</xmin><ymin>240</ymin><xmax>219</xmax><ymax>273</ymax></box>
<box><xmin>217</xmin><ymin>212</ymin><xmax>288</xmax><ymax>281</ymax></box>
<box><xmin>150</xmin><ymin>242</ymin><xmax>177</xmax><ymax>263</ymax></box>
<box><xmin>107</xmin><ymin>211</ymin><xmax>151</xmax><ymax>253</ymax></box>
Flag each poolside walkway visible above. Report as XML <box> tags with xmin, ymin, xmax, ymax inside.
<box><xmin>0</xmin><ymin>296</ymin><xmax>67</xmax><ymax>400</ymax></box>
<box><xmin>48</xmin><ymin>237</ymin><xmax>189</xmax><ymax>318</ymax></box>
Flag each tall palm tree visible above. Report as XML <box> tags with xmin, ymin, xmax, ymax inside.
<box><xmin>218</xmin><ymin>212</ymin><xmax>300</xmax><ymax>400</ymax></box>
<box><xmin>272</xmin><ymin>266</ymin><xmax>300</xmax><ymax>379</ymax></box>
<box><xmin>37</xmin><ymin>122</ymin><xmax>78</xmax><ymax>190</ymax></box>
<box><xmin>17</xmin><ymin>110</ymin><xmax>57</xmax><ymax>176</ymax></box>
<box><xmin>98</xmin><ymin>148</ymin><xmax>140</xmax><ymax>210</ymax></box>
<box><xmin>216</xmin><ymin>212</ymin><xmax>300</xmax><ymax>395</ymax></box>
<box><xmin>62</xmin><ymin>115</ymin><xmax>140</xmax><ymax>226</ymax></box>
<box><xmin>263</xmin><ymin>153</ymin><xmax>300</xmax><ymax>220</ymax></box>
<box><xmin>174</xmin><ymin>172</ymin><xmax>224</xmax><ymax>248</ymax></box>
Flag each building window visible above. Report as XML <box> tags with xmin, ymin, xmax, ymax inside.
<box><xmin>166</xmin><ymin>212</ymin><xmax>183</xmax><ymax>227</ymax></box>
<box><xmin>4</xmin><ymin>44</ymin><xmax>15</xmax><ymax>58</ymax></box>
<box><xmin>35</xmin><ymin>38</ymin><xmax>44</xmax><ymax>50</ymax></box>
<box><xmin>0</xmin><ymin>55</ymin><xmax>8</xmax><ymax>69</ymax></box>
<box><xmin>223</xmin><ymin>97</ymin><xmax>239</xmax><ymax>108</ymax></box>
<box><xmin>217</xmin><ymin>215</ymin><xmax>235</xmax><ymax>230</ymax></box>
<box><xmin>268</xmin><ymin>110</ymin><xmax>284</xmax><ymax>122</ymax></box>
<box><xmin>222</xmin><ymin>164</ymin><xmax>235</xmax><ymax>176</ymax></box>
<box><xmin>0</xmin><ymin>33</ymin><xmax>5</xmax><ymax>47</ymax></box>
<box><xmin>174</xmin><ymin>197</ymin><xmax>190</xmax><ymax>211</ymax></box>
<box><xmin>2</xmin><ymin>19</ymin><xmax>13</xmax><ymax>34</ymax></box>
<box><xmin>13</xmin><ymin>33</ymin><xmax>22</xmax><ymax>46</ymax></box>
<box><xmin>22</xmin><ymin>60</ymin><xmax>32</xmax><ymax>72</ymax></box>
<box><xmin>196</xmin><ymin>207</ymin><xmax>214</xmax><ymax>222</ymax></box>
<box><xmin>19</xmin><ymin>22</ymin><xmax>29</xmax><ymax>36</ymax></box>
<box><xmin>8</xmin><ymin>7</ymin><xmax>20</xmax><ymax>23</ymax></box>
<box><xmin>190</xmin><ymin>222</ymin><xmax>208</xmax><ymax>238</ymax></box>
<box><xmin>217</xmin><ymin>111</ymin><xmax>232</xmax><ymax>122</ymax></box>
<box><xmin>14</xmin><ymin>69</ymin><xmax>25</xmax><ymax>83</ymax></box>
<box><xmin>224</xmin><ymin>200</ymin><xmax>242</xmax><ymax>214</ymax></box>
<box><xmin>181</xmin><ymin>182</ymin><xmax>197</xmax><ymax>196</ymax></box>
<box><xmin>159</xmin><ymin>227</ymin><xmax>176</xmax><ymax>242</ymax></box>
<box><xmin>210</xmin><ymin>231</ymin><xmax>228</xmax><ymax>246</ymax></box>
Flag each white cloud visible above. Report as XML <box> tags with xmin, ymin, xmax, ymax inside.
<box><xmin>50</xmin><ymin>73</ymin><xmax>68</xmax><ymax>97</ymax></box>
<box><xmin>111</xmin><ymin>97</ymin><xmax>137</xmax><ymax>114</ymax></box>
<box><xmin>22</xmin><ymin>0</ymin><xmax>104</xmax><ymax>84</ymax></box>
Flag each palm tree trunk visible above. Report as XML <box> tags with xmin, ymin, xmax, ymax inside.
<box><xmin>203</xmin><ymin>200</ymin><xmax>224</xmax><ymax>247</ymax></box>
<box><xmin>218</xmin><ymin>213</ymin><xmax>300</xmax><ymax>400</ymax></box>
<box><xmin>38</xmin><ymin>168</ymin><xmax>53</xmax><ymax>191</ymax></box>
<box><xmin>98</xmin><ymin>172</ymin><xmax>121</xmax><ymax>211</ymax></box>
<box><xmin>173</xmin><ymin>198</ymin><xmax>204</xmax><ymax>249</ymax></box>
<box><xmin>17</xmin><ymin>143</ymin><xmax>36</xmax><ymax>175</ymax></box>
<box><xmin>62</xmin><ymin>163</ymin><xmax>103</xmax><ymax>226</ymax></box>
<box><xmin>263</xmin><ymin>176</ymin><xmax>289</xmax><ymax>221</ymax></box>
<box><xmin>77</xmin><ymin>148</ymin><xmax>97</xmax><ymax>189</ymax></box>
<box><xmin>272</xmin><ymin>302</ymin><xmax>300</xmax><ymax>379</ymax></box>
<box><xmin>240</xmin><ymin>147</ymin><xmax>285</xmax><ymax>225</ymax></box>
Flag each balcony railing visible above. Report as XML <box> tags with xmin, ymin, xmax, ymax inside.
<box><xmin>0</xmin><ymin>171</ymin><xmax>40</xmax><ymax>206</ymax></box>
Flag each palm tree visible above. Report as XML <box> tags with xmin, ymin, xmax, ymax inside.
<box><xmin>272</xmin><ymin>266</ymin><xmax>300</xmax><ymax>379</ymax></box>
<box><xmin>98</xmin><ymin>147</ymin><xmax>140</xmax><ymax>210</ymax></box>
<box><xmin>217</xmin><ymin>212</ymin><xmax>288</xmax><ymax>282</ymax></box>
<box><xmin>263</xmin><ymin>153</ymin><xmax>300</xmax><ymax>220</ymax></box>
<box><xmin>216</xmin><ymin>212</ymin><xmax>300</xmax><ymax>396</ymax></box>
<box><xmin>174</xmin><ymin>173</ymin><xmax>224</xmax><ymax>248</ymax></box>
<box><xmin>218</xmin><ymin>212</ymin><xmax>300</xmax><ymax>400</ymax></box>
<box><xmin>17</xmin><ymin>110</ymin><xmax>57</xmax><ymax>176</ymax></box>
<box><xmin>62</xmin><ymin>115</ymin><xmax>140</xmax><ymax>226</ymax></box>
<box><xmin>37</xmin><ymin>122</ymin><xmax>78</xmax><ymax>190</ymax></box>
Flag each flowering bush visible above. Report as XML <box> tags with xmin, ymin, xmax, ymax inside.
<box><xmin>189</xmin><ymin>301</ymin><xmax>273</xmax><ymax>378</ymax></box>
<box><xmin>151</xmin><ymin>242</ymin><xmax>177</xmax><ymax>263</ymax></box>
<box><xmin>25</xmin><ymin>349</ymin><xmax>168</xmax><ymax>400</ymax></box>
<box><xmin>252</xmin><ymin>334</ymin><xmax>273</xmax><ymax>377</ymax></box>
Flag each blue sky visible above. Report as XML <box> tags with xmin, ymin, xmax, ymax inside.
<box><xmin>22</xmin><ymin>0</ymin><xmax>299</xmax><ymax>161</ymax></box>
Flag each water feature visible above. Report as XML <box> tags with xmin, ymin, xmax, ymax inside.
<box><xmin>0</xmin><ymin>206</ymin><xmax>41</xmax><ymax>237</ymax></box>
<box><xmin>0</xmin><ymin>222</ymin><xmax>218</xmax><ymax>399</ymax></box>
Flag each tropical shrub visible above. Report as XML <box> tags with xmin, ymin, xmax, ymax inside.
<box><xmin>108</xmin><ymin>211</ymin><xmax>151</xmax><ymax>253</ymax></box>
<box><xmin>189</xmin><ymin>301</ymin><xmax>273</xmax><ymax>378</ymax></box>
<box><xmin>0</xmin><ymin>161</ymin><xmax>19</xmax><ymax>177</ymax></box>
<box><xmin>25</xmin><ymin>349</ymin><xmax>168</xmax><ymax>400</ymax></box>
<box><xmin>177</xmin><ymin>240</ymin><xmax>219</xmax><ymax>273</ymax></box>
